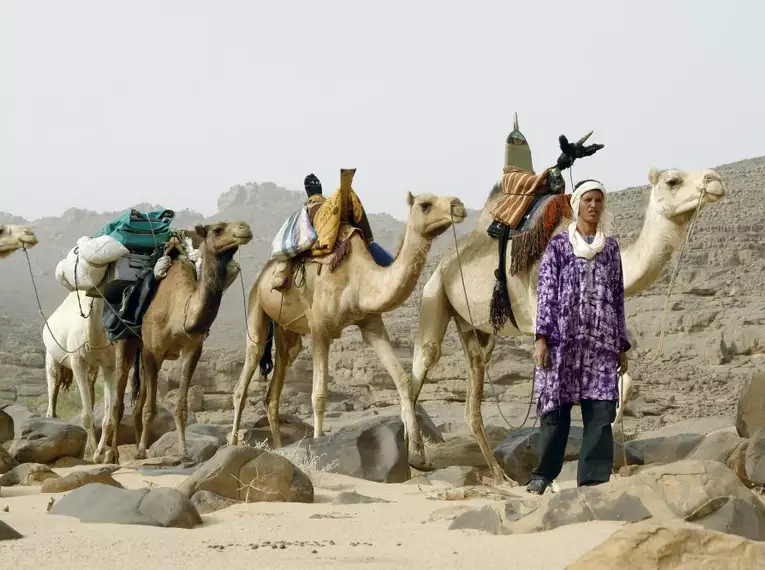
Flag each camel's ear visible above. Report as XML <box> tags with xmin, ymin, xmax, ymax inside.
<box><xmin>648</xmin><ymin>167</ymin><xmax>660</xmax><ymax>186</ymax></box>
<box><xmin>193</xmin><ymin>224</ymin><xmax>208</xmax><ymax>240</ymax></box>
<box><xmin>406</xmin><ymin>191</ymin><xmax>414</xmax><ymax>207</ymax></box>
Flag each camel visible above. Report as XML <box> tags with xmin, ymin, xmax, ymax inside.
<box><xmin>409</xmin><ymin>167</ymin><xmax>727</xmax><ymax>483</ymax></box>
<box><xmin>42</xmin><ymin>222</ymin><xmax>250</xmax><ymax>464</ymax></box>
<box><xmin>43</xmin><ymin>292</ymin><xmax>117</xmax><ymax>459</ymax></box>
<box><xmin>229</xmin><ymin>174</ymin><xmax>467</xmax><ymax>455</ymax></box>
<box><xmin>108</xmin><ymin>220</ymin><xmax>252</xmax><ymax>463</ymax></box>
<box><xmin>0</xmin><ymin>223</ymin><xmax>38</xmax><ymax>258</ymax></box>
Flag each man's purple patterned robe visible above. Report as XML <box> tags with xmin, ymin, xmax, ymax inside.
<box><xmin>533</xmin><ymin>233</ymin><xmax>631</xmax><ymax>416</ymax></box>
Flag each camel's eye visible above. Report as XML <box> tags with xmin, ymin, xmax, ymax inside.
<box><xmin>665</xmin><ymin>177</ymin><xmax>681</xmax><ymax>188</ymax></box>
<box><xmin>419</xmin><ymin>202</ymin><xmax>432</xmax><ymax>213</ymax></box>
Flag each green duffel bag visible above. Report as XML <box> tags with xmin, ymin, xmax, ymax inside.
<box><xmin>93</xmin><ymin>208</ymin><xmax>175</xmax><ymax>253</ymax></box>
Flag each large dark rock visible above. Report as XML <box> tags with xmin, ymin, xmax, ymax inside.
<box><xmin>623</xmin><ymin>432</ymin><xmax>705</xmax><ymax>465</ymax></box>
<box><xmin>10</xmin><ymin>418</ymin><xmax>87</xmax><ymax>464</ymax></box>
<box><xmin>493</xmin><ymin>426</ymin><xmax>642</xmax><ymax>484</ymax></box>
<box><xmin>177</xmin><ymin>446</ymin><xmax>313</xmax><ymax>504</ymax></box>
<box><xmin>0</xmin><ymin>408</ymin><xmax>13</xmax><ymax>443</ymax></box>
<box><xmin>49</xmin><ymin>482</ymin><xmax>202</xmax><ymax>528</ymax></box>
<box><xmin>0</xmin><ymin>447</ymin><xmax>19</xmax><ymax>475</ymax></box>
<box><xmin>0</xmin><ymin>520</ymin><xmax>23</xmax><ymax>541</ymax></box>
<box><xmin>0</xmin><ymin>404</ymin><xmax>37</xmax><ymax>439</ymax></box>
<box><xmin>190</xmin><ymin>490</ymin><xmax>241</xmax><ymax>515</ymax></box>
<box><xmin>147</xmin><ymin>428</ymin><xmax>222</xmax><ymax>464</ymax></box>
<box><xmin>279</xmin><ymin>415</ymin><xmax>410</xmax><ymax>483</ymax></box>
<box><xmin>737</xmin><ymin>373</ymin><xmax>765</xmax><ymax>438</ymax></box>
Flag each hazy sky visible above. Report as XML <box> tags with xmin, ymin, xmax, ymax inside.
<box><xmin>2</xmin><ymin>1</ymin><xmax>763</xmax><ymax>222</ymax></box>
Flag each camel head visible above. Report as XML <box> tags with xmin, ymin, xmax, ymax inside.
<box><xmin>405</xmin><ymin>192</ymin><xmax>467</xmax><ymax>239</ymax></box>
<box><xmin>192</xmin><ymin>220</ymin><xmax>253</xmax><ymax>260</ymax></box>
<box><xmin>0</xmin><ymin>224</ymin><xmax>39</xmax><ymax>259</ymax></box>
<box><xmin>647</xmin><ymin>168</ymin><xmax>726</xmax><ymax>222</ymax></box>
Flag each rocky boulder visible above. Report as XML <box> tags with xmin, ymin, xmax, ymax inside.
<box><xmin>0</xmin><ymin>447</ymin><xmax>19</xmax><ymax>475</ymax></box>
<box><xmin>0</xmin><ymin>408</ymin><xmax>13</xmax><ymax>443</ymax></box>
<box><xmin>177</xmin><ymin>446</ymin><xmax>314</xmax><ymax>504</ymax></box>
<box><xmin>279</xmin><ymin>415</ymin><xmax>409</xmax><ymax>483</ymax></box>
<box><xmin>0</xmin><ymin>463</ymin><xmax>60</xmax><ymax>486</ymax></box>
<box><xmin>41</xmin><ymin>467</ymin><xmax>123</xmax><ymax>493</ymax></box>
<box><xmin>49</xmin><ymin>482</ymin><xmax>202</xmax><ymax>528</ymax></box>
<box><xmin>745</xmin><ymin>427</ymin><xmax>765</xmax><ymax>486</ymax></box>
<box><xmin>10</xmin><ymin>418</ymin><xmax>87</xmax><ymax>464</ymax></box>
<box><xmin>493</xmin><ymin>426</ymin><xmax>642</xmax><ymax>484</ymax></box>
<box><xmin>569</xmin><ymin>520</ymin><xmax>765</xmax><ymax>569</ymax></box>
<box><xmin>450</xmin><ymin>460</ymin><xmax>765</xmax><ymax>541</ymax></box>
<box><xmin>0</xmin><ymin>520</ymin><xmax>23</xmax><ymax>541</ymax></box>
<box><xmin>737</xmin><ymin>372</ymin><xmax>765</xmax><ymax>438</ymax></box>
<box><xmin>148</xmin><ymin>424</ymin><xmax>225</xmax><ymax>464</ymax></box>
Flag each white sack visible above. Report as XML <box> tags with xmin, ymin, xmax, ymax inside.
<box><xmin>76</xmin><ymin>235</ymin><xmax>129</xmax><ymax>265</ymax></box>
<box><xmin>55</xmin><ymin>242</ymin><xmax>110</xmax><ymax>291</ymax></box>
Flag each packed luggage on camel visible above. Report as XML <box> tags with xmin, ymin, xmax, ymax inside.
<box><xmin>270</xmin><ymin>170</ymin><xmax>394</xmax><ymax>290</ymax></box>
<box><xmin>485</xmin><ymin>114</ymin><xmax>604</xmax><ymax>331</ymax></box>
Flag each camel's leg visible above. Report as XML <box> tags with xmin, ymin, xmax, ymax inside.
<box><xmin>613</xmin><ymin>372</ymin><xmax>634</xmax><ymax>430</ymax></box>
<box><xmin>88</xmin><ymin>367</ymin><xmax>98</xmax><ymax>411</ymax></box>
<box><xmin>265</xmin><ymin>328</ymin><xmax>302</xmax><ymax>449</ymax></box>
<box><xmin>412</xmin><ymin>269</ymin><xmax>452</xmax><ymax>403</ymax></box>
<box><xmin>71</xmin><ymin>357</ymin><xmax>97</xmax><ymax>458</ymax></box>
<box><xmin>310</xmin><ymin>331</ymin><xmax>331</xmax><ymax>438</ymax></box>
<box><xmin>44</xmin><ymin>351</ymin><xmax>61</xmax><ymax>418</ymax></box>
<box><xmin>107</xmin><ymin>339</ymin><xmax>137</xmax><ymax>464</ymax></box>
<box><xmin>410</xmin><ymin>268</ymin><xmax>452</xmax><ymax>458</ymax></box>
<box><xmin>132</xmin><ymin>366</ymin><xmax>147</xmax><ymax>449</ymax></box>
<box><xmin>455</xmin><ymin>320</ymin><xmax>511</xmax><ymax>485</ymax></box>
<box><xmin>359</xmin><ymin>314</ymin><xmax>418</xmax><ymax>469</ymax></box>
<box><xmin>230</xmin><ymin>296</ymin><xmax>272</xmax><ymax>445</ymax></box>
<box><xmin>174</xmin><ymin>346</ymin><xmax>202</xmax><ymax>459</ymax></box>
<box><xmin>94</xmin><ymin>362</ymin><xmax>117</xmax><ymax>464</ymax></box>
<box><xmin>136</xmin><ymin>351</ymin><xmax>159</xmax><ymax>460</ymax></box>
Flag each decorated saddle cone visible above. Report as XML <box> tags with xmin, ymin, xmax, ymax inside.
<box><xmin>339</xmin><ymin>168</ymin><xmax>356</xmax><ymax>192</ymax></box>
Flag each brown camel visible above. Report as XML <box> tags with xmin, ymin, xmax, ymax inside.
<box><xmin>0</xmin><ymin>223</ymin><xmax>38</xmax><ymax>258</ymax></box>
<box><xmin>104</xmin><ymin>220</ymin><xmax>252</xmax><ymax>462</ymax></box>
<box><xmin>230</xmin><ymin>170</ymin><xmax>467</xmax><ymax>455</ymax></box>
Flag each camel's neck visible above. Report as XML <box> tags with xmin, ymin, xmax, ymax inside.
<box><xmin>358</xmin><ymin>227</ymin><xmax>432</xmax><ymax>314</ymax></box>
<box><xmin>183</xmin><ymin>247</ymin><xmax>229</xmax><ymax>335</ymax></box>
<box><xmin>86</xmin><ymin>296</ymin><xmax>108</xmax><ymax>343</ymax></box>
<box><xmin>620</xmin><ymin>200</ymin><xmax>686</xmax><ymax>297</ymax></box>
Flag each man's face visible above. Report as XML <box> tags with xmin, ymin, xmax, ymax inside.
<box><xmin>578</xmin><ymin>190</ymin><xmax>604</xmax><ymax>225</ymax></box>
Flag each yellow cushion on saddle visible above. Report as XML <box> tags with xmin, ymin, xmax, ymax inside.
<box><xmin>309</xmin><ymin>168</ymin><xmax>365</xmax><ymax>257</ymax></box>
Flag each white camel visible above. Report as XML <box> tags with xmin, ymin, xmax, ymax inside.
<box><xmin>410</xmin><ymin>167</ymin><xmax>727</xmax><ymax>482</ymax></box>
<box><xmin>43</xmin><ymin>291</ymin><xmax>118</xmax><ymax>462</ymax></box>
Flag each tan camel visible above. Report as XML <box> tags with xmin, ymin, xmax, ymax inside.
<box><xmin>107</xmin><ymin>221</ymin><xmax>253</xmax><ymax>462</ymax></box>
<box><xmin>0</xmin><ymin>223</ymin><xmax>38</xmax><ymax>258</ymax></box>
<box><xmin>229</xmin><ymin>173</ymin><xmax>467</xmax><ymax>453</ymax></box>
<box><xmin>410</xmin><ymin>167</ymin><xmax>727</xmax><ymax>483</ymax></box>
<box><xmin>42</xmin><ymin>223</ymin><xmax>248</xmax><ymax>464</ymax></box>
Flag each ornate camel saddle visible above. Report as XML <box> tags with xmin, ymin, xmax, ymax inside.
<box><xmin>485</xmin><ymin>191</ymin><xmax>572</xmax><ymax>333</ymax></box>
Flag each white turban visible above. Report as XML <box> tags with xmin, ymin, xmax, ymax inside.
<box><xmin>571</xmin><ymin>180</ymin><xmax>606</xmax><ymax>220</ymax></box>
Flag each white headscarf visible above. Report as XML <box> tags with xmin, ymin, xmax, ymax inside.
<box><xmin>568</xmin><ymin>180</ymin><xmax>607</xmax><ymax>259</ymax></box>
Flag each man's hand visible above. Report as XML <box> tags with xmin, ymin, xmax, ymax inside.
<box><xmin>533</xmin><ymin>337</ymin><xmax>549</xmax><ymax>370</ymax></box>
<box><xmin>618</xmin><ymin>351</ymin><xmax>629</xmax><ymax>375</ymax></box>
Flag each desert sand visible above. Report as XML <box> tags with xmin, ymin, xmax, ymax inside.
<box><xmin>0</xmin><ymin>465</ymin><xmax>624</xmax><ymax>570</ymax></box>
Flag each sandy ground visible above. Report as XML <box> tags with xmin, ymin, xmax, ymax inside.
<box><xmin>0</xmin><ymin>465</ymin><xmax>624</xmax><ymax>570</ymax></box>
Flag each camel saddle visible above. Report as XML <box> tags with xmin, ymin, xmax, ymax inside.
<box><xmin>486</xmin><ymin>192</ymin><xmax>572</xmax><ymax>333</ymax></box>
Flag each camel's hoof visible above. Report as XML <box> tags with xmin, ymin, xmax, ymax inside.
<box><xmin>408</xmin><ymin>454</ymin><xmax>435</xmax><ymax>472</ymax></box>
<box><xmin>135</xmin><ymin>450</ymin><xmax>147</xmax><ymax>460</ymax></box>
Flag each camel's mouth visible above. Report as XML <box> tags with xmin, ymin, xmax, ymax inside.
<box><xmin>234</xmin><ymin>230</ymin><xmax>253</xmax><ymax>243</ymax></box>
<box><xmin>20</xmin><ymin>234</ymin><xmax>39</xmax><ymax>247</ymax></box>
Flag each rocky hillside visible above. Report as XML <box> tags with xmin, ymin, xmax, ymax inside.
<box><xmin>1</xmin><ymin>158</ymin><xmax>763</xmax><ymax>437</ymax></box>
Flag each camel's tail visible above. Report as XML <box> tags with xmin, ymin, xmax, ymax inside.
<box><xmin>131</xmin><ymin>348</ymin><xmax>141</xmax><ymax>404</ymax></box>
<box><xmin>258</xmin><ymin>320</ymin><xmax>275</xmax><ymax>378</ymax></box>
<box><xmin>54</xmin><ymin>364</ymin><xmax>74</xmax><ymax>392</ymax></box>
